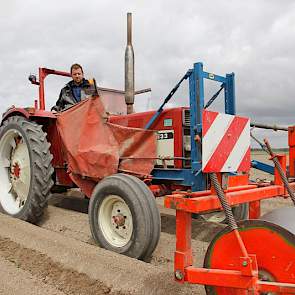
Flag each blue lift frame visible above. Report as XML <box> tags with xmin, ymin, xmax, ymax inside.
<box><xmin>149</xmin><ymin>62</ymin><xmax>236</xmax><ymax>191</ymax></box>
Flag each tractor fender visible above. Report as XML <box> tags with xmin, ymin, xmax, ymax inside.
<box><xmin>1</xmin><ymin>107</ymin><xmax>30</xmax><ymax>124</ymax></box>
<box><xmin>1</xmin><ymin>107</ymin><xmax>56</xmax><ymax>126</ymax></box>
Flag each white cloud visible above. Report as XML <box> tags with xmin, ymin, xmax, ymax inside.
<box><xmin>0</xmin><ymin>0</ymin><xmax>294</xmax><ymax>147</ymax></box>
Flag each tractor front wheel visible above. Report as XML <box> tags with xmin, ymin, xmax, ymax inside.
<box><xmin>89</xmin><ymin>173</ymin><xmax>161</xmax><ymax>260</ymax></box>
<box><xmin>0</xmin><ymin>116</ymin><xmax>54</xmax><ymax>223</ymax></box>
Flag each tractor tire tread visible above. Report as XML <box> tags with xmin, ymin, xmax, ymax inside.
<box><xmin>115</xmin><ymin>174</ymin><xmax>161</xmax><ymax>261</ymax></box>
<box><xmin>0</xmin><ymin>116</ymin><xmax>54</xmax><ymax>224</ymax></box>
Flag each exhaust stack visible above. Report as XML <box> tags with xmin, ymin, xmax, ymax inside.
<box><xmin>125</xmin><ymin>12</ymin><xmax>135</xmax><ymax>114</ymax></box>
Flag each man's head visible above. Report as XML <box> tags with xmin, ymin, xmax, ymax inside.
<box><xmin>70</xmin><ymin>63</ymin><xmax>84</xmax><ymax>85</ymax></box>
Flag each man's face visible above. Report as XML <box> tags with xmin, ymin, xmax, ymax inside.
<box><xmin>71</xmin><ymin>68</ymin><xmax>84</xmax><ymax>84</ymax></box>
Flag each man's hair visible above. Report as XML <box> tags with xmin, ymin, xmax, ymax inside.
<box><xmin>70</xmin><ymin>63</ymin><xmax>83</xmax><ymax>74</ymax></box>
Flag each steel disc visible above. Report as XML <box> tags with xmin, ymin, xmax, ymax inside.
<box><xmin>260</xmin><ymin>206</ymin><xmax>295</xmax><ymax>235</ymax></box>
<box><xmin>203</xmin><ymin>219</ymin><xmax>295</xmax><ymax>294</ymax></box>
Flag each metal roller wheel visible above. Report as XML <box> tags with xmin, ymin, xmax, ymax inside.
<box><xmin>89</xmin><ymin>173</ymin><xmax>161</xmax><ymax>260</ymax></box>
<box><xmin>0</xmin><ymin>116</ymin><xmax>54</xmax><ymax>223</ymax></box>
<box><xmin>203</xmin><ymin>215</ymin><xmax>295</xmax><ymax>294</ymax></box>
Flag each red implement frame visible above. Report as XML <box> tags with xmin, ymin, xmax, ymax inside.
<box><xmin>164</xmin><ymin>153</ymin><xmax>295</xmax><ymax>294</ymax></box>
<box><xmin>289</xmin><ymin>126</ymin><xmax>295</xmax><ymax>178</ymax></box>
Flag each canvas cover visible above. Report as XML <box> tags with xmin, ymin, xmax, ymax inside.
<box><xmin>56</xmin><ymin>96</ymin><xmax>156</xmax><ymax>181</ymax></box>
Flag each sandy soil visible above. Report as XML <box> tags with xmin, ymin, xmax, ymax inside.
<box><xmin>0</xmin><ymin>256</ymin><xmax>65</xmax><ymax>295</ymax></box>
<box><xmin>0</xmin><ymin>152</ymin><xmax>293</xmax><ymax>295</ymax></box>
<box><xmin>0</xmin><ymin>205</ymin><xmax>207</xmax><ymax>295</ymax></box>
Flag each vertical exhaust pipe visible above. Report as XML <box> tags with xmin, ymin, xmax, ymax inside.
<box><xmin>125</xmin><ymin>12</ymin><xmax>135</xmax><ymax>114</ymax></box>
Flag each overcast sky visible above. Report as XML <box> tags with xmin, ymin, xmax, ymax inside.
<box><xmin>0</xmin><ymin>0</ymin><xmax>294</xmax><ymax>147</ymax></box>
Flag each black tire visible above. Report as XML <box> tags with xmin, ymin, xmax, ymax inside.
<box><xmin>0</xmin><ymin>116</ymin><xmax>54</xmax><ymax>223</ymax></box>
<box><xmin>88</xmin><ymin>173</ymin><xmax>160</xmax><ymax>260</ymax></box>
<box><xmin>112</xmin><ymin>174</ymin><xmax>161</xmax><ymax>261</ymax></box>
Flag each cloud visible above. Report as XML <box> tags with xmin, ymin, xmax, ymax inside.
<box><xmin>0</xmin><ymin>0</ymin><xmax>294</xmax><ymax>147</ymax></box>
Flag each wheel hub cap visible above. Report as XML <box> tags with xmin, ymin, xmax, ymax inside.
<box><xmin>99</xmin><ymin>195</ymin><xmax>133</xmax><ymax>247</ymax></box>
<box><xmin>112</xmin><ymin>213</ymin><xmax>126</xmax><ymax>227</ymax></box>
<box><xmin>11</xmin><ymin>162</ymin><xmax>21</xmax><ymax>179</ymax></box>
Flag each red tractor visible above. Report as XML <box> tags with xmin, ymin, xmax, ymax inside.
<box><xmin>0</xmin><ymin>14</ymin><xmax>248</xmax><ymax>262</ymax></box>
<box><xmin>0</xmin><ymin>66</ymin><xmax>162</xmax><ymax>260</ymax></box>
<box><xmin>1</xmin><ymin>14</ymin><xmax>294</xmax><ymax>294</ymax></box>
<box><xmin>1</xmin><ymin>64</ymin><xmax>295</xmax><ymax>295</ymax></box>
<box><xmin>0</xmin><ymin>60</ymin><xmax>249</xmax><ymax>256</ymax></box>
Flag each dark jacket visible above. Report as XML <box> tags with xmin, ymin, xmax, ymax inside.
<box><xmin>52</xmin><ymin>79</ymin><xmax>96</xmax><ymax>112</ymax></box>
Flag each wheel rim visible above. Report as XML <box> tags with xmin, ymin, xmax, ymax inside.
<box><xmin>0</xmin><ymin>129</ymin><xmax>31</xmax><ymax>214</ymax></box>
<box><xmin>98</xmin><ymin>195</ymin><xmax>133</xmax><ymax>247</ymax></box>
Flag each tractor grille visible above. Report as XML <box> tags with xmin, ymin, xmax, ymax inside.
<box><xmin>183</xmin><ymin>109</ymin><xmax>190</xmax><ymax>126</ymax></box>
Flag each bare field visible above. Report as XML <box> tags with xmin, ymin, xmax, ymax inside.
<box><xmin>0</xmin><ymin>151</ymin><xmax>293</xmax><ymax>295</ymax></box>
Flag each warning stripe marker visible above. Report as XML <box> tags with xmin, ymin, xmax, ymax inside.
<box><xmin>202</xmin><ymin>110</ymin><xmax>250</xmax><ymax>173</ymax></box>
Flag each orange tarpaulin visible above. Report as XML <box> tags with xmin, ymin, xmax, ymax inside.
<box><xmin>56</xmin><ymin>96</ymin><xmax>157</xmax><ymax>181</ymax></box>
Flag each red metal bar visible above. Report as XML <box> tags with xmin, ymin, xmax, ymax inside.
<box><xmin>257</xmin><ymin>281</ymin><xmax>295</xmax><ymax>293</ymax></box>
<box><xmin>172</xmin><ymin>184</ymin><xmax>257</xmax><ymax>198</ymax></box>
<box><xmin>185</xmin><ymin>267</ymin><xmax>295</xmax><ymax>293</ymax></box>
<box><xmin>233</xmin><ymin>230</ymin><xmax>249</xmax><ymax>260</ymax></box>
<box><xmin>164</xmin><ymin>184</ymin><xmax>291</xmax><ymax>213</ymax></box>
<box><xmin>38</xmin><ymin>68</ymin><xmax>45</xmax><ymax>110</ymax></box>
<box><xmin>274</xmin><ymin>154</ymin><xmax>286</xmax><ymax>186</ymax></box>
<box><xmin>249</xmin><ymin>201</ymin><xmax>261</xmax><ymax>219</ymax></box>
<box><xmin>227</xmin><ymin>174</ymin><xmax>248</xmax><ymax>186</ymax></box>
<box><xmin>174</xmin><ymin>210</ymin><xmax>192</xmax><ymax>283</ymax></box>
<box><xmin>185</xmin><ymin>267</ymin><xmax>257</xmax><ymax>289</ymax></box>
<box><xmin>38</xmin><ymin>68</ymin><xmax>71</xmax><ymax>110</ymax></box>
<box><xmin>289</xmin><ymin>126</ymin><xmax>295</xmax><ymax>178</ymax></box>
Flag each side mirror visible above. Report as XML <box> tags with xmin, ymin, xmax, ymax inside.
<box><xmin>28</xmin><ymin>74</ymin><xmax>39</xmax><ymax>85</ymax></box>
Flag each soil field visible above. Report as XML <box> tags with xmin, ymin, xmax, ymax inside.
<box><xmin>0</xmin><ymin>152</ymin><xmax>293</xmax><ymax>295</ymax></box>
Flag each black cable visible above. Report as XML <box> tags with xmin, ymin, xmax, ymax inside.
<box><xmin>204</xmin><ymin>83</ymin><xmax>225</xmax><ymax>109</ymax></box>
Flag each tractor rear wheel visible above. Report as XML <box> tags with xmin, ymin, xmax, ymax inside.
<box><xmin>0</xmin><ymin>116</ymin><xmax>54</xmax><ymax>223</ymax></box>
<box><xmin>89</xmin><ymin>173</ymin><xmax>161</xmax><ymax>260</ymax></box>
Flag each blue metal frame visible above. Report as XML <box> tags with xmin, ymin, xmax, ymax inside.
<box><xmin>152</xmin><ymin>169</ymin><xmax>198</xmax><ymax>187</ymax></box>
<box><xmin>251</xmin><ymin>160</ymin><xmax>274</xmax><ymax>175</ymax></box>
<box><xmin>151</xmin><ymin>62</ymin><xmax>236</xmax><ymax>191</ymax></box>
<box><xmin>189</xmin><ymin>63</ymin><xmax>206</xmax><ymax>191</ymax></box>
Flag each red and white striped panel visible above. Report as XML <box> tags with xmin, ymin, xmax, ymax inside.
<box><xmin>202</xmin><ymin>110</ymin><xmax>250</xmax><ymax>173</ymax></box>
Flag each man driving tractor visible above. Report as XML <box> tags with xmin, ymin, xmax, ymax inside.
<box><xmin>52</xmin><ymin>63</ymin><xmax>96</xmax><ymax>112</ymax></box>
